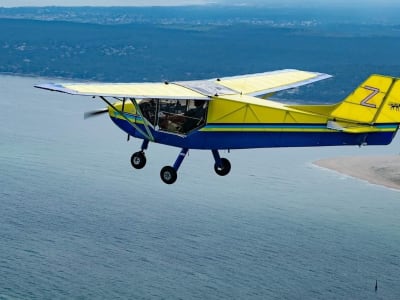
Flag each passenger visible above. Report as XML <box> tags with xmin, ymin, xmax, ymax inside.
<box><xmin>180</xmin><ymin>100</ymin><xmax>206</xmax><ymax>133</ymax></box>
<box><xmin>175</xmin><ymin>101</ymin><xmax>183</xmax><ymax>113</ymax></box>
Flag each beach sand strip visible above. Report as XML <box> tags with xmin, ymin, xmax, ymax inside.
<box><xmin>314</xmin><ymin>155</ymin><xmax>400</xmax><ymax>191</ymax></box>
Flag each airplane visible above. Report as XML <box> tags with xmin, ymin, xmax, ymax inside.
<box><xmin>35</xmin><ymin>69</ymin><xmax>400</xmax><ymax>184</ymax></box>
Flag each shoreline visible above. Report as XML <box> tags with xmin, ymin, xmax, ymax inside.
<box><xmin>0</xmin><ymin>72</ymin><xmax>97</xmax><ymax>82</ymax></box>
<box><xmin>314</xmin><ymin>155</ymin><xmax>400</xmax><ymax>191</ymax></box>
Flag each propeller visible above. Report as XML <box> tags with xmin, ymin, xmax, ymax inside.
<box><xmin>84</xmin><ymin>108</ymin><xmax>108</xmax><ymax>119</ymax></box>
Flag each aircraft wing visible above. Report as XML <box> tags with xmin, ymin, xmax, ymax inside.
<box><xmin>35</xmin><ymin>82</ymin><xmax>210</xmax><ymax>100</ymax></box>
<box><xmin>215</xmin><ymin>69</ymin><xmax>332</xmax><ymax>97</ymax></box>
<box><xmin>35</xmin><ymin>69</ymin><xmax>331</xmax><ymax>99</ymax></box>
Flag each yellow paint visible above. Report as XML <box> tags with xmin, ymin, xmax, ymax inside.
<box><xmin>288</xmin><ymin>104</ymin><xmax>338</xmax><ymax>116</ymax></box>
<box><xmin>83</xmin><ymin>73</ymin><xmax>400</xmax><ymax>135</ymax></box>
<box><xmin>375</xmin><ymin>79</ymin><xmax>400</xmax><ymax>123</ymax></box>
<box><xmin>207</xmin><ymin>94</ymin><xmax>327</xmax><ymax>124</ymax></box>
<box><xmin>64</xmin><ymin>82</ymin><xmax>204</xmax><ymax>98</ymax></box>
<box><xmin>109</xmin><ymin>100</ymin><xmax>135</xmax><ymax>117</ymax></box>
<box><xmin>218</xmin><ymin>70</ymin><xmax>319</xmax><ymax>95</ymax></box>
<box><xmin>330</xmin><ymin>75</ymin><xmax>393</xmax><ymax>123</ymax></box>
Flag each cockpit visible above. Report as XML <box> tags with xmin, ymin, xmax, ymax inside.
<box><xmin>139</xmin><ymin>99</ymin><xmax>208</xmax><ymax>135</ymax></box>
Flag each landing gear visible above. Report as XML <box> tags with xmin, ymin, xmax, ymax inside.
<box><xmin>214</xmin><ymin>157</ymin><xmax>231</xmax><ymax>176</ymax></box>
<box><xmin>159</xmin><ymin>148</ymin><xmax>189</xmax><ymax>184</ymax></box>
<box><xmin>130</xmin><ymin>140</ymin><xmax>149</xmax><ymax>169</ymax></box>
<box><xmin>160</xmin><ymin>166</ymin><xmax>177</xmax><ymax>184</ymax></box>
<box><xmin>129</xmin><ymin>143</ymin><xmax>232</xmax><ymax>184</ymax></box>
<box><xmin>212</xmin><ymin>149</ymin><xmax>231</xmax><ymax>176</ymax></box>
<box><xmin>131</xmin><ymin>151</ymin><xmax>146</xmax><ymax>169</ymax></box>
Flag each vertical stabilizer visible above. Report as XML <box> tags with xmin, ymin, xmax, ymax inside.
<box><xmin>330</xmin><ymin>75</ymin><xmax>397</xmax><ymax>123</ymax></box>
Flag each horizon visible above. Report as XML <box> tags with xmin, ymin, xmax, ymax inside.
<box><xmin>1</xmin><ymin>0</ymin><xmax>400</xmax><ymax>8</ymax></box>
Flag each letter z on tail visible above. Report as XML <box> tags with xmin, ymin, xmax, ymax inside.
<box><xmin>328</xmin><ymin>74</ymin><xmax>400</xmax><ymax>144</ymax></box>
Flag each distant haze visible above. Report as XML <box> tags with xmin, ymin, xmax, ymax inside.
<box><xmin>0</xmin><ymin>0</ymin><xmax>211</xmax><ymax>7</ymax></box>
<box><xmin>1</xmin><ymin>0</ymin><xmax>399</xmax><ymax>7</ymax></box>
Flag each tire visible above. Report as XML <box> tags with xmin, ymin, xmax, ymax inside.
<box><xmin>130</xmin><ymin>151</ymin><xmax>146</xmax><ymax>169</ymax></box>
<box><xmin>214</xmin><ymin>158</ymin><xmax>231</xmax><ymax>176</ymax></box>
<box><xmin>160</xmin><ymin>166</ymin><xmax>177</xmax><ymax>184</ymax></box>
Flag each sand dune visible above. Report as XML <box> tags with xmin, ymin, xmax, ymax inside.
<box><xmin>315</xmin><ymin>155</ymin><xmax>400</xmax><ymax>191</ymax></box>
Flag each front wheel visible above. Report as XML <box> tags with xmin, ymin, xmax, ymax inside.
<box><xmin>214</xmin><ymin>158</ymin><xmax>231</xmax><ymax>176</ymax></box>
<box><xmin>160</xmin><ymin>166</ymin><xmax>177</xmax><ymax>184</ymax></box>
<box><xmin>131</xmin><ymin>151</ymin><xmax>146</xmax><ymax>169</ymax></box>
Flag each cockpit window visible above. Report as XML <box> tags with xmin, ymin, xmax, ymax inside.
<box><xmin>139</xmin><ymin>99</ymin><xmax>207</xmax><ymax>135</ymax></box>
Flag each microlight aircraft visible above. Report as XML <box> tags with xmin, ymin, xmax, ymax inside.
<box><xmin>35</xmin><ymin>69</ymin><xmax>400</xmax><ymax>184</ymax></box>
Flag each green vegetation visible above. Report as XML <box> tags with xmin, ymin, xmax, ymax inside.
<box><xmin>1</xmin><ymin>6</ymin><xmax>400</xmax><ymax>102</ymax></box>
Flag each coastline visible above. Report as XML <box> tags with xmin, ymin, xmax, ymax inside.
<box><xmin>314</xmin><ymin>155</ymin><xmax>400</xmax><ymax>191</ymax></box>
<box><xmin>0</xmin><ymin>72</ymin><xmax>96</xmax><ymax>83</ymax></box>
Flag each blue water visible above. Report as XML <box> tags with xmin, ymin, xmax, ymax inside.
<box><xmin>1</xmin><ymin>75</ymin><xmax>400</xmax><ymax>299</ymax></box>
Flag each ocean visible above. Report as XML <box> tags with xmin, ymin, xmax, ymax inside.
<box><xmin>1</xmin><ymin>75</ymin><xmax>399</xmax><ymax>299</ymax></box>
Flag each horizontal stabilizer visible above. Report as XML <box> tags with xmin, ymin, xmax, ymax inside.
<box><xmin>327</xmin><ymin>121</ymin><xmax>381</xmax><ymax>133</ymax></box>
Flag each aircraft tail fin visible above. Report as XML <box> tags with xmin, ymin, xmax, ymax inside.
<box><xmin>330</xmin><ymin>74</ymin><xmax>400</xmax><ymax>124</ymax></box>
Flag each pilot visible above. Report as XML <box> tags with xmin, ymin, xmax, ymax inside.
<box><xmin>139</xmin><ymin>99</ymin><xmax>156</xmax><ymax>124</ymax></box>
<box><xmin>180</xmin><ymin>100</ymin><xmax>206</xmax><ymax>133</ymax></box>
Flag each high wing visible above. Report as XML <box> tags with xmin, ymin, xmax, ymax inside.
<box><xmin>35</xmin><ymin>82</ymin><xmax>209</xmax><ymax>100</ymax></box>
<box><xmin>34</xmin><ymin>69</ymin><xmax>331</xmax><ymax>99</ymax></box>
<box><xmin>215</xmin><ymin>69</ymin><xmax>332</xmax><ymax>97</ymax></box>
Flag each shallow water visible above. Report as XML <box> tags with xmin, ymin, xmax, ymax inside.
<box><xmin>1</xmin><ymin>75</ymin><xmax>399</xmax><ymax>299</ymax></box>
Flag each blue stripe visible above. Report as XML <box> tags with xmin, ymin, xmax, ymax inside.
<box><xmin>205</xmin><ymin>123</ymin><xmax>399</xmax><ymax>131</ymax></box>
<box><xmin>110</xmin><ymin>116</ymin><xmax>398</xmax><ymax>150</ymax></box>
<box><xmin>375</xmin><ymin>124</ymin><xmax>399</xmax><ymax>129</ymax></box>
<box><xmin>205</xmin><ymin>123</ymin><xmax>327</xmax><ymax>129</ymax></box>
<box><xmin>113</xmin><ymin>112</ymin><xmax>144</xmax><ymax>123</ymax></box>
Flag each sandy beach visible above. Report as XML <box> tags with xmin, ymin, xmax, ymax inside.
<box><xmin>315</xmin><ymin>155</ymin><xmax>400</xmax><ymax>191</ymax></box>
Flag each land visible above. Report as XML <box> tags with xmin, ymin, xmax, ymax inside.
<box><xmin>315</xmin><ymin>155</ymin><xmax>400</xmax><ymax>191</ymax></box>
<box><xmin>2</xmin><ymin>7</ymin><xmax>400</xmax><ymax>190</ymax></box>
<box><xmin>1</xmin><ymin>6</ymin><xmax>400</xmax><ymax>104</ymax></box>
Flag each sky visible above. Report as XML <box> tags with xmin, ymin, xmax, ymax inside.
<box><xmin>0</xmin><ymin>0</ymin><xmax>399</xmax><ymax>7</ymax></box>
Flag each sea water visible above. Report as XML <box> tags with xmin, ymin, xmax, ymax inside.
<box><xmin>1</xmin><ymin>75</ymin><xmax>399</xmax><ymax>299</ymax></box>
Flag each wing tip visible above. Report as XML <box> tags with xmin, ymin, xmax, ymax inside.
<box><xmin>34</xmin><ymin>83</ymin><xmax>83</xmax><ymax>95</ymax></box>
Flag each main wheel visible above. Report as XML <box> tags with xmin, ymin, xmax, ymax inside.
<box><xmin>214</xmin><ymin>158</ymin><xmax>231</xmax><ymax>176</ymax></box>
<box><xmin>160</xmin><ymin>166</ymin><xmax>177</xmax><ymax>184</ymax></box>
<box><xmin>130</xmin><ymin>151</ymin><xmax>146</xmax><ymax>169</ymax></box>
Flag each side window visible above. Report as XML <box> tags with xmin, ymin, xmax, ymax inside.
<box><xmin>180</xmin><ymin>100</ymin><xmax>207</xmax><ymax>133</ymax></box>
<box><xmin>157</xmin><ymin>99</ymin><xmax>207</xmax><ymax>134</ymax></box>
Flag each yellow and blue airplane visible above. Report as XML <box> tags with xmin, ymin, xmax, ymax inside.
<box><xmin>35</xmin><ymin>69</ymin><xmax>400</xmax><ymax>184</ymax></box>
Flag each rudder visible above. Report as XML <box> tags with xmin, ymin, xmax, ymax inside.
<box><xmin>375</xmin><ymin>78</ymin><xmax>400</xmax><ymax>123</ymax></box>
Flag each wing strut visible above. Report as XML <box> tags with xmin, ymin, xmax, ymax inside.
<box><xmin>129</xmin><ymin>98</ymin><xmax>154</xmax><ymax>141</ymax></box>
<box><xmin>99</xmin><ymin>96</ymin><xmax>155</xmax><ymax>142</ymax></box>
